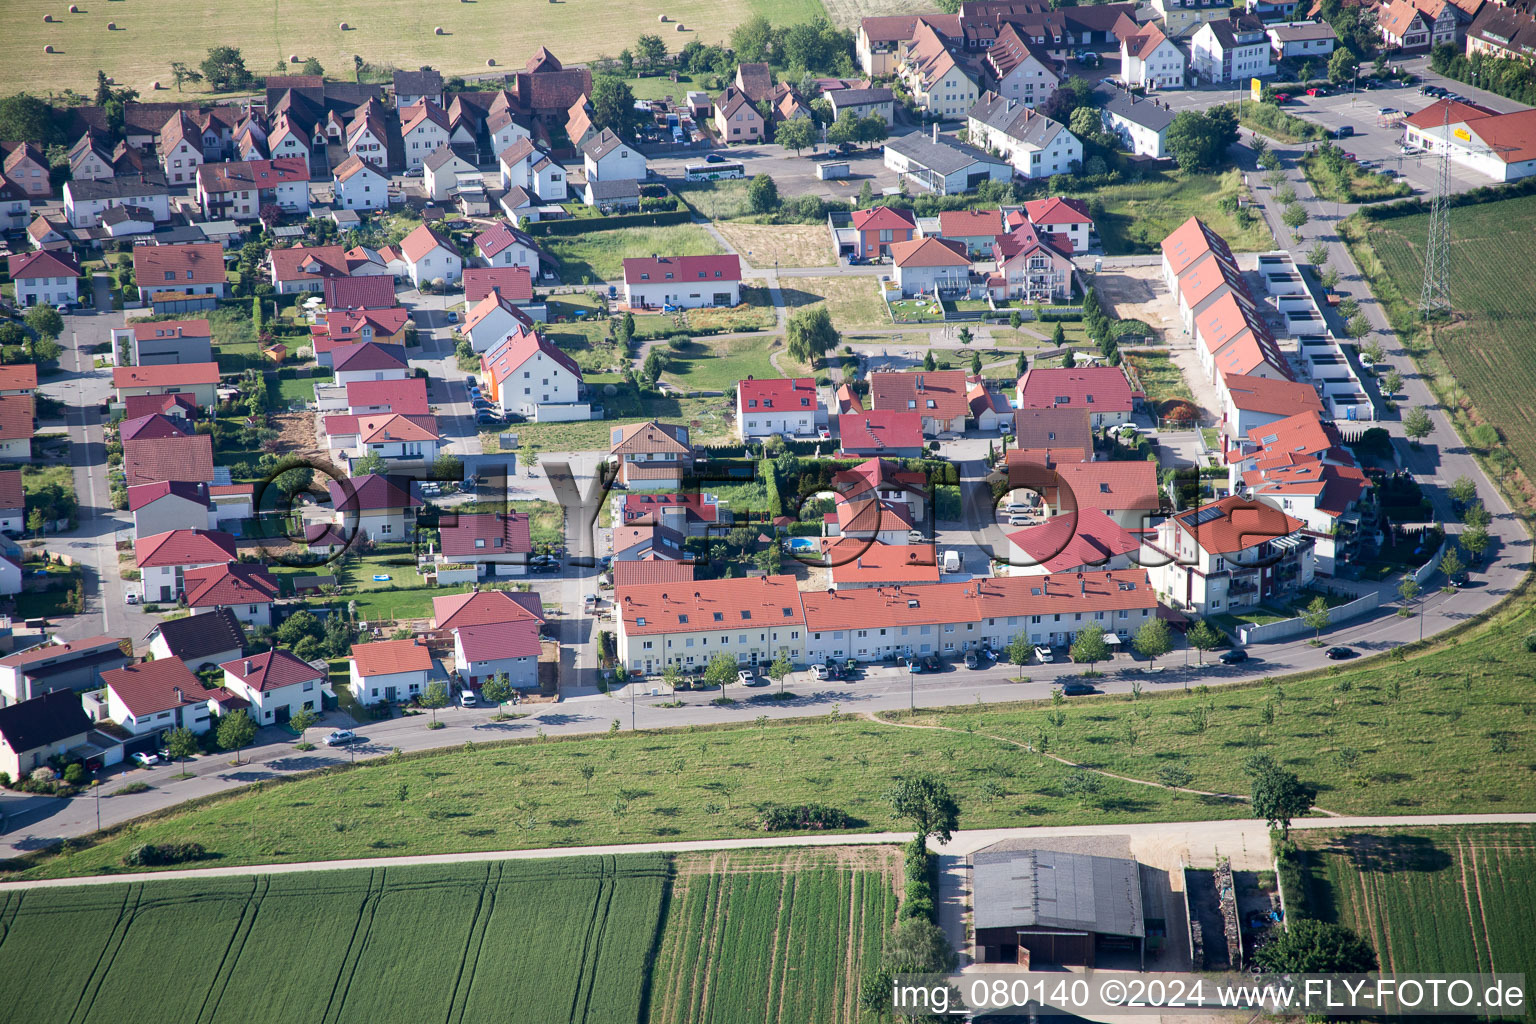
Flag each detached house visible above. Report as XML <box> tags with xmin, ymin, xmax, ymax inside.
<box><xmin>1267</xmin><ymin>20</ymin><xmax>1339</xmax><ymax>59</ymax></box>
<box><xmin>128</xmin><ymin>480</ymin><xmax>213</xmax><ymax>536</ymax></box>
<box><xmin>331</xmin><ymin>341</ymin><xmax>409</xmax><ymax>385</ymax></box>
<box><xmin>1146</xmin><ymin>495</ymin><xmax>1313</xmax><ymax>615</ymax></box>
<box><xmin>220</xmin><ymin>649</ymin><xmax>329</xmax><ymax>727</ymax></box>
<box><xmin>737</xmin><ymin>378</ymin><xmax>827</xmax><ymax>441</ymax></box>
<box><xmin>582</xmin><ymin>129</ymin><xmax>648</xmax><ymax>181</ymax></box>
<box><xmin>714</xmin><ymin>87</ymin><xmax>766</xmax><ymax>143</ymax></box>
<box><xmin>268</xmin><ymin>244</ymin><xmax>351</xmax><ymax>294</ymax></box>
<box><xmin>400</xmin><ymin>223</ymin><xmax>462</xmax><ymax>288</ymax></box>
<box><xmin>1096</xmin><ymin>83</ymin><xmax>1177</xmax><ymax>158</ymax></box>
<box><xmin>610</xmin><ymin>421</ymin><xmax>693</xmax><ymax>489</ymax></box>
<box><xmin>1</xmin><ymin>143</ymin><xmax>50</xmax><ymax>198</ymax></box>
<box><xmin>850</xmin><ymin>206</ymin><xmax>917</xmax><ymax>260</ymax></box>
<box><xmin>134</xmin><ymin>528</ymin><xmax>238</xmax><ymax>603</ymax></box>
<box><xmin>0</xmin><ymin>690</ymin><xmax>94</xmax><ymax>781</ymax></box>
<box><xmin>475</xmin><ymin>222</ymin><xmax>541</xmax><ymax>273</ymax></box>
<box><xmin>437</xmin><ymin>512</ymin><xmax>532</xmax><ymax>577</ymax></box>
<box><xmin>147</xmin><ymin>607</ymin><xmax>247</xmax><ymax>674</ymax></box>
<box><xmin>349</xmin><ymin>638</ymin><xmax>433</xmax><ymax>705</ymax></box>
<box><xmin>989</xmin><ymin>221</ymin><xmax>1076</xmax><ymax>304</ymax></box>
<box><xmin>1015</xmin><ymin>366</ymin><xmax>1138</xmax><ymax>429</ymax></box>
<box><xmin>463</xmin><ymin>289</ymin><xmax>536</xmax><ymax>352</ymax></box>
<box><xmin>423</xmin><ymin>145</ymin><xmax>476</xmax><ymax>201</ymax></box>
<box><xmin>6</xmin><ymin>250</ymin><xmax>79</xmax><ymax>309</ymax></box>
<box><xmin>1018</xmin><ymin>197</ymin><xmax>1094</xmax><ymax>253</ymax></box>
<box><xmin>181</xmin><ymin>561</ymin><xmax>280</xmax><ymax>627</ymax></box>
<box><xmin>480</xmin><ymin>329</ymin><xmax>587</xmax><ymax>422</ymax></box>
<box><xmin>890</xmin><ymin>236</ymin><xmax>973</xmax><ymax>298</ymax></box>
<box><xmin>1379</xmin><ymin>0</ymin><xmax>1456</xmax><ymax>49</ymax></box>
<box><xmin>63</xmin><ymin>178</ymin><xmax>172</xmax><ymax>229</ymax></box>
<box><xmin>332</xmin><ymin>155</ymin><xmax>390</xmax><ymax>211</ymax></box>
<box><xmin>433</xmin><ymin>589</ymin><xmax>547</xmax><ymax>689</ymax></box>
<box><xmin>329</xmin><ymin>473</ymin><xmax>423</xmax><ymax>540</ymax></box>
<box><xmin>869</xmin><ymin>369</ymin><xmax>970</xmax><ymax>436</ymax></box>
<box><xmin>132</xmin><ymin>242</ymin><xmax>229</xmax><ymax>303</ymax></box>
<box><xmin>497</xmin><ymin>138</ymin><xmax>566</xmax><ymax>201</ymax></box>
<box><xmin>982</xmin><ymin>23</ymin><xmax>1061</xmax><ymax>108</ymax></box>
<box><xmin>112</xmin><ymin>361</ymin><xmax>220</xmax><ymax>408</ymax></box>
<box><xmin>102</xmin><ymin>658</ymin><xmax>213</xmax><ymax>737</ymax></box>
<box><xmin>622</xmin><ymin>255</ymin><xmax>742</xmax><ymax>310</ymax></box>
<box><xmin>900</xmin><ymin>21</ymin><xmax>979</xmax><ymax>118</ymax></box>
<box><xmin>394</xmin><ymin>66</ymin><xmax>445</xmax><ymax>108</ymax></box>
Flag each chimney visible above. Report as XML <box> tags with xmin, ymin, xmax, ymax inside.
<box><xmin>244</xmin><ymin>659</ymin><xmax>252</xmax><ymax>674</ymax></box>
<box><xmin>932</xmin><ymin>121</ymin><xmax>939</xmax><ymax>143</ymax></box>
<box><xmin>174</xmin><ymin>687</ymin><xmax>184</xmax><ymax>703</ymax></box>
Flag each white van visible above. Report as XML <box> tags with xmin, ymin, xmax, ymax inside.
<box><xmin>942</xmin><ymin>550</ymin><xmax>962</xmax><ymax>573</ymax></box>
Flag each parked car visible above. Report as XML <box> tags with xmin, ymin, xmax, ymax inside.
<box><xmin>1325</xmin><ymin>646</ymin><xmax>1358</xmax><ymax>660</ymax></box>
<box><xmin>843</xmin><ymin>658</ymin><xmax>860</xmax><ymax>677</ymax></box>
<box><xmin>465</xmin><ymin>374</ymin><xmax>477</xmax><ymax>387</ymax></box>
<box><xmin>812</xmin><ymin>664</ymin><xmax>829</xmax><ymax>680</ymax></box>
<box><xmin>1218</xmin><ymin>649</ymin><xmax>1249</xmax><ymax>665</ymax></box>
<box><xmin>444</xmin><ymin>311</ymin><xmax>458</xmax><ymax>323</ymax></box>
<box><xmin>1334</xmin><ymin>125</ymin><xmax>1354</xmax><ymax>138</ymax></box>
<box><xmin>921</xmin><ymin>654</ymin><xmax>940</xmax><ymax>673</ymax></box>
<box><xmin>1272</xmin><ymin>92</ymin><xmax>1291</xmax><ymax>103</ymax></box>
<box><xmin>325</xmin><ymin>729</ymin><xmax>359</xmax><ymax>746</ymax></box>
<box><xmin>131</xmin><ymin>751</ymin><xmax>160</xmax><ymax>767</ymax></box>
<box><xmin>1034</xmin><ymin>645</ymin><xmax>1054</xmax><ymax>663</ymax></box>
<box><xmin>531</xmin><ymin>561</ymin><xmax>560</xmax><ymax>574</ymax></box>
<box><xmin>964</xmin><ymin>650</ymin><xmax>980</xmax><ymax>669</ymax></box>
<box><xmin>125</xmin><ymin>592</ymin><xmax>139</xmax><ymax>605</ymax></box>
<box><xmin>1306</xmin><ymin>86</ymin><xmax>1329</xmax><ymax>96</ymax></box>
<box><xmin>459</xmin><ymin>688</ymin><xmax>477</xmax><ymax>707</ymax></box>
<box><xmin>1061</xmin><ymin>682</ymin><xmax>1095</xmax><ymax>696</ymax></box>
<box><xmin>736</xmin><ymin>669</ymin><xmax>755</xmax><ymax>686</ymax></box>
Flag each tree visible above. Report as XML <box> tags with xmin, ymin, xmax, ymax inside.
<box><xmin>884</xmin><ymin>774</ymin><xmax>960</xmax><ymax>843</ymax></box>
<box><xmin>1448</xmin><ymin>476</ymin><xmax>1478</xmax><ymax>506</ymax></box>
<box><xmin>1062</xmin><ymin>348</ymin><xmax>1076</xmax><ymax>369</ymax></box>
<box><xmin>1254</xmin><ymin>919</ymin><xmax>1377</xmax><ymax>973</ymax></box>
<box><xmin>1069</xmin><ymin>630</ymin><xmax>1108</xmax><ymax>672</ymax></box>
<box><xmin>289</xmin><ymin>705</ymin><xmax>318</xmax><ymax>744</ymax></box>
<box><xmin>1015</xmin><ymin>351</ymin><xmax>1028</xmax><ymax>376</ymax></box>
<box><xmin>169</xmin><ymin>62</ymin><xmax>203</xmax><ymax>92</ymax></box>
<box><xmin>1439</xmin><ymin>545</ymin><xmax>1465</xmax><ymax>585</ymax></box>
<box><xmin>704</xmin><ymin>653</ymin><xmax>737</xmax><ymax>690</ymax></box>
<box><xmin>1132</xmin><ymin>618</ymin><xmax>1172</xmax><ymax>669</ymax></box>
<box><xmin>275</xmin><ymin>609</ymin><xmax>323</xmax><ymax>648</ymax></box>
<box><xmin>1398</xmin><ymin>577</ymin><xmax>1421</xmax><ymax>609</ymax></box>
<box><xmin>1328</xmin><ymin>47</ymin><xmax>1359</xmax><ymax>86</ymax></box>
<box><xmin>775</xmin><ymin>116</ymin><xmax>815</xmax><ymax>155</ymax></box>
<box><xmin>217</xmin><ymin>709</ymin><xmax>257</xmax><ymax>764</ymax></box>
<box><xmin>1381</xmin><ymin>368</ymin><xmax>1403</xmax><ymax>397</ymax></box>
<box><xmin>923</xmin><ymin>350</ymin><xmax>937</xmax><ymax>372</ymax></box>
<box><xmin>1345</xmin><ymin>313</ymin><xmax>1372</xmax><ymax>340</ymax></box>
<box><xmin>299</xmin><ymin>56</ymin><xmax>325</xmax><ymax>76</ymax></box>
<box><xmin>968</xmin><ymin>350</ymin><xmax>982</xmax><ymax>375</ymax></box>
<box><xmin>1403</xmin><ymin>406</ymin><xmax>1433</xmax><ymax>443</ymax></box>
<box><xmin>746</xmin><ymin>173</ymin><xmax>780</xmax><ymax>214</ymax></box>
<box><xmin>1051</xmin><ymin>321</ymin><xmax>1066</xmax><ymax>348</ymax></box>
<box><xmin>1320</xmin><ymin>265</ymin><xmax>1341</xmax><ymax>292</ymax></box>
<box><xmin>1166</xmin><ymin>110</ymin><xmax>1230</xmax><ymax>172</ymax></box>
<box><xmin>1283</xmin><ymin>589</ymin><xmax>1330</xmax><ymax>639</ymax></box>
<box><xmin>577</xmin><ymin>763</ymin><xmax>596</xmax><ymax>794</ymax></box>
<box><xmin>1187</xmin><ymin>619</ymin><xmax>1220</xmax><ymax>664</ymax></box>
<box><xmin>200</xmin><ymin>46</ymin><xmax>253</xmax><ymax>92</ymax></box>
<box><xmin>1305</xmin><ymin>241</ymin><xmax>1329</xmax><ymax>267</ymax></box>
<box><xmin>856</xmin><ymin>114</ymin><xmax>889</xmax><ymax>147</ymax></box>
<box><xmin>731</xmin><ymin>14</ymin><xmax>774</xmax><ymax>62</ymax></box>
<box><xmin>24</xmin><ymin>305</ymin><xmax>63</xmax><ymax>342</ymax></box>
<box><xmin>0</xmin><ymin>94</ymin><xmax>65</xmax><ymax>147</ymax></box>
<box><xmin>785</xmin><ymin>304</ymin><xmax>838</xmax><ymax>366</ymax></box>
<box><xmin>163</xmin><ymin>726</ymin><xmax>199</xmax><ymax>775</ymax></box>
<box><xmin>1156</xmin><ymin>761</ymin><xmax>1193</xmax><ymax>795</ymax></box>
<box><xmin>1460</xmin><ymin>524</ymin><xmax>1490</xmax><ymax>562</ymax></box>
<box><xmin>1007</xmin><ymin>632</ymin><xmax>1032</xmax><ymax>674</ymax></box>
<box><xmin>1069</xmin><ymin>105</ymin><xmax>1103</xmax><ymax>143</ymax></box>
<box><xmin>589</xmin><ymin>75</ymin><xmax>640</xmax><ymax>137</ymax></box>
<box><xmin>1281</xmin><ymin>202</ymin><xmax>1309</xmax><ymax>234</ymax></box>
<box><xmin>352</xmin><ymin>450</ymin><xmax>387</xmax><ymax>476</ymax></box>
<box><xmin>1462</xmin><ymin>500</ymin><xmax>1490</xmax><ymax>529</ymax></box>
<box><xmin>825</xmin><ymin>109</ymin><xmax>859</xmax><ymax>146</ymax></box>
<box><xmin>768</xmin><ymin>650</ymin><xmax>794</xmax><ymax>692</ymax></box>
<box><xmin>634</xmin><ymin>33</ymin><xmax>668</xmax><ymax>74</ymax></box>
<box><xmin>482</xmin><ymin>672</ymin><xmax>514</xmax><ymax>716</ymax></box>
<box><xmin>957</xmin><ymin>326</ymin><xmax>973</xmax><ymax>346</ymax></box>
<box><xmin>1245</xmin><ymin>754</ymin><xmax>1316</xmax><ymax>839</ymax></box>
<box><xmin>421</xmin><ymin>680</ymin><xmax>450</xmax><ymax>725</ymax></box>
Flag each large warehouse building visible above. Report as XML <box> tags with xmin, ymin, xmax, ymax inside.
<box><xmin>971</xmin><ymin>846</ymin><xmax>1146</xmax><ymax>968</ymax></box>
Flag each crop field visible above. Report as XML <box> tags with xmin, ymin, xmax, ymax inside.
<box><xmin>0</xmin><ymin>856</ymin><xmax>669</xmax><ymax>1024</ymax></box>
<box><xmin>3</xmin><ymin>0</ymin><xmax>827</xmax><ymax>97</ymax></box>
<box><xmin>1360</xmin><ymin>193</ymin><xmax>1536</xmax><ymax>481</ymax></box>
<box><xmin>1295</xmin><ymin>826</ymin><xmax>1536</xmax><ymax>980</ymax></box>
<box><xmin>648</xmin><ymin>847</ymin><xmax>899</xmax><ymax>1024</ymax></box>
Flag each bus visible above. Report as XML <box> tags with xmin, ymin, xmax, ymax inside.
<box><xmin>685</xmin><ymin>161</ymin><xmax>746</xmax><ymax>181</ymax></box>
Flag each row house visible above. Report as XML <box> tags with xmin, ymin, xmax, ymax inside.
<box><xmin>1096</xmin><ymin>82</ymin><xmax>1177</xmax><ymax>158</ymax></box>
<box><xmin>1117</xmin><ymin>19</ymin><xmax>1186</xmax><ymax>89</ymax></box>
<box><xmin>901</xmin><ymin>21</ymin><xmax>980</xmax><ymax>118</ymax></box>
<box><xmin>195</xmin><ymin>157</ymin><xmax>311</xmax><ymax>222</ymax></box>
<box><xmin>332</xmin><ymin>155</ymin><xmax>391</xmax><ymax>211</ymax></box>
<box><xmin>615</xmin><ymin>575</ymin><xmax>806</xmax><ymax>675</ymax></box>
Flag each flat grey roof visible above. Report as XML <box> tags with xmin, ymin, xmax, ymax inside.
<box><xmin>972</xmin><ymin>847</ymin><xmax>1145</xmax><ymax>938</ymax></box>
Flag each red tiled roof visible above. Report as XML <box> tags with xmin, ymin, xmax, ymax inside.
<box><xmin>1159</xmin><ymin>216</ymin><xmax>1225</xmax><ymax>278</ymax></box>
<box><xmin>1169</xmin><ymin>496</ymin><xmax>1303</xmax><ymax>555</ymax></box>
<box><xmin>869</xmin><ymin>370</ymin><xmax>969</xmax><ymax>423</ymax></box>
<box><xmin>612</xmin><ymin>560</ymin><xmax>696</xmax><ymax>587</ymax></box>
<box><xmin>1023</xmin><ymin>196</ymin><xmax>1092</xmax><ymax>226</ymax></box>
<box><xmin>850</xmin><ymin>206</ymin><xmax>917</xmax><ymax>232</ymax></box>
<box><xmin>346</xmin><ymin>378</ymin><xmax>429</xmax><ymax>415</ymax></box>
<box><xmin>122</xmin><ymin>433</ymin><xmax>215</xmax><ymax>488</ymax></box>
<box><xmin>400</xmin><ymin>223</ymin><xmax>455</xmax><ymax>264</ymax></box>
<box><xmin>0</xmin><ymin>468</ymin><xmax>20</xmax><ymax>511</ymax></box>
<box><xmin>616</xmin><ymin>574</ymin><xmax>803</xmax><ymax>636</ymax></box>
<box><xmin>333</xmin><ymin>153</ymin><xmax>387</xmax><ymax>183</ymax></box>
<box><xmin>130</xmin><ymin>319</ymin><xmax>210</xmax><ymax>342</ymax></box>
<box><xmin>1007</xmin><ymin>509</ymin><xmax>1141</xmax><ymax>572</ymax></box>
<box><xmin>328</xmin><ymin>473</ymin><xmax>423</xmax><ymax>512</ymax></box>
<box><xmin>0</xmin><ymin>635</ymin><xmax>124</xmax><ymax>669</ymax></box>
<box><xmin>196</xmin><ymin>156</ymin><xmax>309</xmax><ymax>194</ymax></box>
<box><xmin>0</xmin><ymin>365</ymin><xmax>37</xmax><ymax>392</ymax></box>
<box><xmin>433</xmin><ymin>589</ymin><xmax>545</xmax><ymax>630</ymax></box>
<box><xmin>7</xmin><ymin>249</ymin><xmax>80</xmax><ymax>280</ymax></box>
<box><xmin>0</xmin><ymin>395</ymin><xmax>31</xmax><ymax>442</ymax></box>
<box><xmin>440</xmin><ymin>512</ymin><xmax>532</xmax><ymax>557</ymax></box>
<box><xmin>455</xmin><ymin>620</ymin><xmax>542</xmax><ymax>662</ymax></box>
<box><xmin>182</xmin><ymin>562</ymin><xmax>279</xmax><ymax>607</ymax></box>
<box><xmin>133</xmin><ymin>242</ymin><xmax>227</xmax><ymax>288</ymax></box>
<box><xmin>113</xmin><ymin>363</ymin><xmax>220</xmax><ymax>388</ymax></box>
<box><xmin>123</xmin><ymin>393</ymin><xmax>199</xmax><ymax>420</ymax></box>
<box><xmin>826</xmin><ymin>541</ymin><xmax>939</xmax><ymax>586</ymax></box>
<box><xmin>269</xmin><ymin>244</ymin><xmax>351</xmax><ymax>283</ymax></box>
<box><xmin>1246</xmin><ymin>410</ymin><xmax>1336</xmax><ymax>458</ymax></box>
<box><xmin>475</xmin><ymin>222</ymin><xmax>541</xmax><ymax>259</ymax></box>
<box><xmin>357</xmin><ymin>412</ymin><xmax>438</xmax><ymax>444</ymax></box>
<box><xmin>120</xmin><ymin>413</ymin><xmax>191</xmax><ymax>441</ymax></box>
<box><xmin>620</xmin><ymin>493</ymin><xmax>723</xmax><ymax>526</ymax></box>
<box><xmin>464</xmin><ymin>266</ymin><xmax>535</xmax><ymax>304</ymax></box>
<box><xmin>1016</xmin><ymin>366</ymin><xmax>1136</xmax><ymax>413</ymax></box>
<box><xmin>891</xmin><ymin>236</ymin><xmax>970</xmax><ymax>268</ymax></box>
<box><xmin>739</xmin><ymin>377</ymin><xmax>817</xmax><ymax>412</ymax></box>
<box><xmin>1042</xmin><ymin>460</ymin><xmax>1160</xmax><ymax>515</ymax></box>
<box><xmin>834</xmin><ymin>457</ymin><xmax>929</xmax><ymax>499</ymax></box>
<box><xmin>351</xmin><ymin>638</ymin><xmax>433</xmax><ymax>677</ymax></box>
<box><xmin>482</xmin><ymin>327</ymin><xmax>582</xmax><ymax>382</ymax></box>
<box><xmin>801</xmin><ymin>569</ymin><xmax>1154</xmax><ymax>632</ymax></box>
<box><xmin>331</xmin><ymin>341</ymin><xmax>407</xmax><ymax>373</ymax></box>
<box><xmin>221</xmin><ymin>649</ymin><xmax>325</xmax><ymax>692</ymax></box>
<box><xmin>312</xmin><ymin>308</ymin><xmax>411</xmax><ymax>351</ymax></box>
<box><xmin>1222</xmin><ymin>372</ymin><xmax>1324</xmax><ymax>416</ymax></box>
<box><xmin>622</xmin><ymin>254</ymin><xmax>741</xmax><ymax>286</ymax></box>
<box><xmin>127</xmin><ymin>480</ymin><xmax>209</xmax><ymax>512</ymax></box>
<box><xmin>1462</xmin><ymin>107</ymin><xmax>1536</xmax><ymax>165</ymax></box>
<box><xmin>102</xmin><ymin>658</ymin><xmax>202</xmax><ymax>718</ymax></box>
<box><xmin>324</xmin><ymin>275</ymin><xmax>398</xmax><ymax>310</ymax></box>
<box><xmin>134</xmin><ymin>528</ymin><xmax>237</xmax><ymax>568</ymax></box>
<box><xmin>836</xmin><ymin>496</ymin><xmax>915</xmax><ymax>534</ymax></box>
<box><xmin>836</xmin><ymin>409</ymin><xmax>925</xmax><ymax>451</ymax></box>
<box><xmin>938</xmin><ymin>208</ymin><xmax>1003</xmax><ymax>238</ymax></box>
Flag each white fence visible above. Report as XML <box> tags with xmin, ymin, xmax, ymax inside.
<box><xmin>1236</xmin><ymin>591</ymin><xmax>1381</xmax><ymax>645</ymax></box>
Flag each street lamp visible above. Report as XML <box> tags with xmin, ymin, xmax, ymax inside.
<box><xmin>908</xmin><ymin>662</ymin><xmax>914</xmax><ymax>713</ymax></box>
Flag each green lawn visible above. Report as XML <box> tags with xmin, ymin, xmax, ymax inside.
<box><xmin>502</xmin><ymin>376</ymin><xmax>736</xmax><ymax>451</ymax></box>
<box><xmin>781</xmin><ymin>276</ymin><xmax>891</xmax><ymax>331</ymax></box>
<box><xmin>1064</xmin><ymin>170</ymin><xmax>1275</xmax><ymax>255</ymax></box>
<box><xmin>544</xmin><ymin>224</ymin><xmax>725</xmax><ymax>283</ymax></box>
<box><xmin>543</xmin><ymin>319</ymin><xmax>625</xmax><ymax>374</ymax></box>
<box><xmin>1301</xmin><ymin>151</ymin><xmax>1413</xmax><ymax>204</ymax></box>
<box><xmin>888</xmin><ymin>298</ymin><xmax>943</xmax><ymax>323</ymax></box>
<box><xmin>1294</xmin><ymin>826</ymin><xmax>1536</xmax><ymax>979</ymax></box>
<box><xmin>660</xmin><ymin>335</ymin><xmax>788</xmax><ymax>391</ymax></box>
<box><xmin>1123</xmin><ymin>350</ymin><xmax>1193</xmax><ymax>405</ymax></box>
<box><xmin>273</xmin><ymin>375</ymin><xmax>321</xmax><ymax>406</ymax></box>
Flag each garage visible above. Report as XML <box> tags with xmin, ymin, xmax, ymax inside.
<box><xmin>971</xmin><ymin>845</ymin><xmax>1146</xmax><ymax>969</ymax></box>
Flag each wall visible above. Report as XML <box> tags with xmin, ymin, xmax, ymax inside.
<box><xmin>1236</xmin><ymin>590</ymin><xmax>1380</xmax><ymax>645</ymax></box>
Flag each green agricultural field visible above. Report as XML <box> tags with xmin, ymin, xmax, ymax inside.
<box><xmin>1294</xmin><ymin>826</ymin><xmax>1536</xmax><ymax>980</ymax></box>
<box><xmin>0</xmin><ymin>856</ymin><xmax>670</xmax><ymax>1024</ymax></box>
<box><xmin>1350</xmin><ymin>192</ymin><xmax>1536</xmax><ymax>482</ymax></box>
<box><xmin>1064</xmin><ymin>170</ymin><xmax>1275</xmax><ymax>255</ymax></box>
<box><xmin>649</xmin><ymin>847</ymin><xmax>898</xmax><ymax>1024</ymax></box>
<box><xmin>4</xmin><ymin>0</ymin><xmax>828</xmax><ymax>96</ymax></box>
<box><xmin>545</xmin><ymin>224</ymin><xmax>725</xmax><ymax>283</ymax></box>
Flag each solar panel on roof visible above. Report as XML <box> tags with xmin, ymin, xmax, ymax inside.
<box><xmin>1189</xmin><ymin>506</ymin><xmax>1226</xmax><ymax>526</ymax></box>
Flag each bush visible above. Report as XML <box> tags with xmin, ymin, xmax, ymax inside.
<box><xmin>757</xmin><ymin>803</ymin><xmax>853</xmax><ymax>831</ymax></box>
<box><xmin>898</xmin><ymin>896</ymin><xmax>934</xmax><ymax>920</ymax></box>
<box><xmin>1524</xmin><ymin>631</ymin><xmax>1536</xmax><ymax>654</ymax></box>
<box><xmin>123</xmin><ymin>841</ymin><xmax>208</xmax><ymax>867</ymax></box>
<box><xmin>0</xmin><ymin>771</ymin><xmax>9</xmax><ymax>789</ymax></box>
<box><xmin>62</xmin><ymin>763</ymin><xmax>86</xmax><ymax>784</ymax></box>
<box><xmin>114</xmin><ymin>781</ymin><xmax>151</xmax><ymax>795</ymax></box>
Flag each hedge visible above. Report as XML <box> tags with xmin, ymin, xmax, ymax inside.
<box><xmin>525</xmin><ymin>209</ymin><xmax>694</xmax><ymax>236</ymax></box>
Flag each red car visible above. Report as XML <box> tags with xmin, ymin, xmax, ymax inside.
<box><xmin>1342</xmin><ymin>151</ymin><xmax>1357</xmax><ymax>161</ymax></box>
<box><xmin>1272</xmin><ymin>93</ymin><xmax>1292</xmax><ymax>103</ymax></box>
<box><xmin>1305</xmin><ymin>86</ymin><xmax>1328</xmax><ymax>96</ymax></box>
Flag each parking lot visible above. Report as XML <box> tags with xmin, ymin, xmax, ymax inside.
<box><xmin>646</xmin><ymin>135</ymin><xmax>906</xmax><ymax>201</ymax></box>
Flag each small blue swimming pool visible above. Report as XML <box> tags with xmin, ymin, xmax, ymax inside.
<box><xmin>787</xmin><ymin>537</ymin><xmax>817</xmax><ymax>552</ymax></box>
